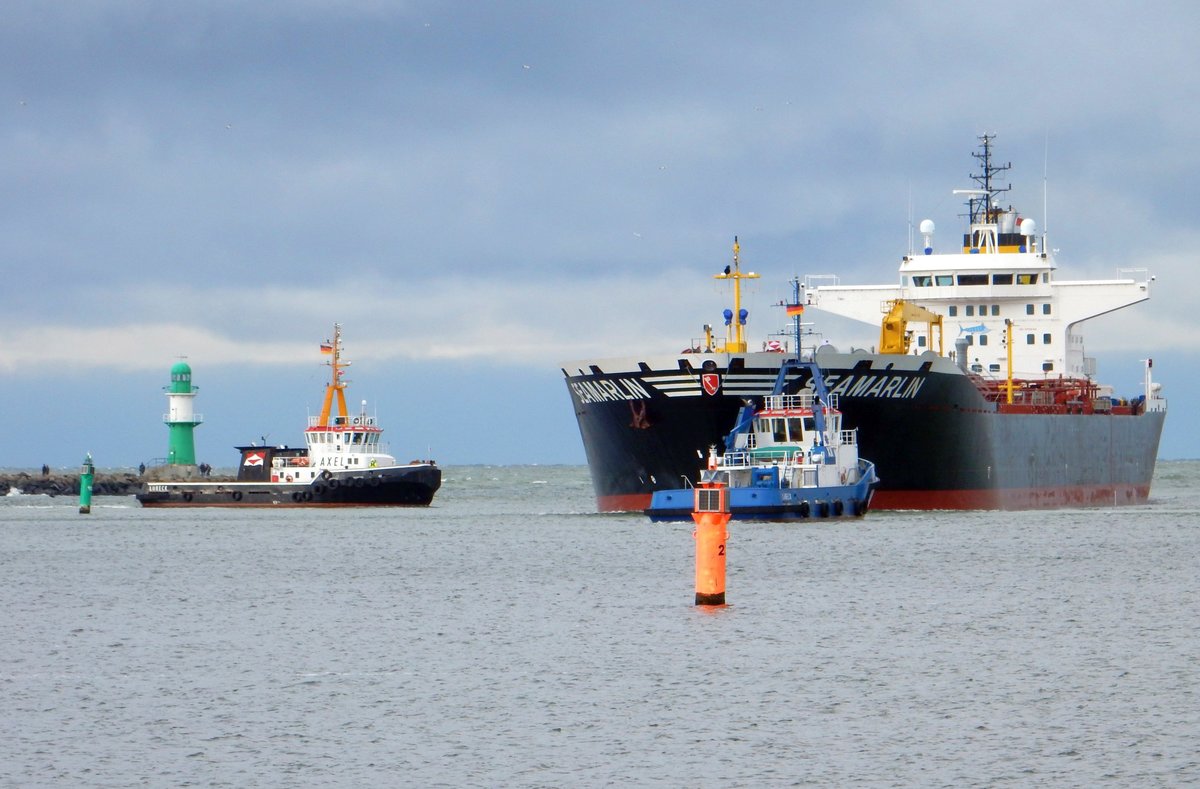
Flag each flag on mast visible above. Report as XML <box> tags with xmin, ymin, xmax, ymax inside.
<box><xmin>786</xmin><ymin>303</ymin><xmax>804</xmax><ymax>317</ymax></box>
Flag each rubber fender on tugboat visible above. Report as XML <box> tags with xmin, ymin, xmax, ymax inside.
<box><xmin>833</xmin><ymin>500</ymin><xmax>844</xmax><ymax>516</ymax></box>
<box><xmin>303</xmin><ymin>491</ymin><xmax>313</xmax><ymax>502</ymax></box>
<box><xmin>231</xmin><ymin>491</ymin><xmax>243</xmax><ymax>502</ymax></box>
<box><xmin>320</xmin><ymin>470</ymin><xmax>333</xmax><ymax>481</ymax></box>
<box><xmin>799</xmin><ymin>500</ymin><xmax>810</xmax><ymax>517</ymax></box>
<box><xmin>369</xmin><ymin>476</ymin><xmax>381</xmax><ymax>487</ymax></box>
<box><xmin>182</xmin><ymin>492</ymin><xmax>193</xmax><ymax>502</ymax></box>
<box><xmin>312</xmin><ymin>483</ymin><xmax>325</xmax><ymax>495</ymax></box>
<box><xmin>291</xmin><ymin>491</ymin><xmax>303</xmax><ymax>502</ymax></box>
<box><xmin>352</xmin><ymin>477</ymin><xmax>365</xmax><ymax>488</ymax></box>
<box><xmin>327</xmin><ymin>478</ymin><xmax>340</xmax><ymax>490</ymax></box>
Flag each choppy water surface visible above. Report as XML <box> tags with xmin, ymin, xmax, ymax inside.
<box><xmin>3</xmin><ymin>463</ymin><xmax>1198</xmax><ymax>787</ymax></box>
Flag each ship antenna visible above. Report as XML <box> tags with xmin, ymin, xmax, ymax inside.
<box><xmin>1042</xmin><ymin>130</ymin><xmax>1049</xmax><ymax>251</ymax></box>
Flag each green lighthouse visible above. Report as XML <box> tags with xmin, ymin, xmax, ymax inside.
<box><xmin>164</xmin><ymin>360</ymin><xmax>203</xmax><ymax>466</ymax></box>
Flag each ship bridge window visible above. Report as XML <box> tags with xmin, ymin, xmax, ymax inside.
<box><xmin>935</xmin><ymin>275</ymin><xmax>953</xmax><ymax>286</ymax></box>
<box><xmin>957</xmin><ymin>274</ymin><xmax>989</xmax><ymax>286</ymax></box>
<box><xmin>992</xmin><ymin>273</ymin><xmax>1013</xmax><ymax>285</ymax></box>
<box><xmin>913</xmin><ymin>275</ymin><xmax>932</xmax><ymax>287</ymax></box>
<box><xmin>770</xmin><ymin>419</ymin><xmax>787</xmax><ymax>442</ymax></box>
<box><xmin>787</xmin><ymin>418</ymin><xmax>804</xmax><ymax>441</ymax></box>
<box><xmin>1017</xmin><ymin>273</ymin><xmax>1037</xmax><ymax>285</ymax></box>
<box><xmin>803</xmin><ymin>417</ymin><xmax>816</xmax><ymax>433</ymax></box>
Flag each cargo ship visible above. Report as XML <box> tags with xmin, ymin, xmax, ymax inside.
<box><xmin>561</xmin><ymin>135</ymin><xmax>1167</xmax><ymax>511</ymax></box>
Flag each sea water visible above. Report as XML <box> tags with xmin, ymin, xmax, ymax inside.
<box><xmin>2</xmin><ymin>463</ymin><xmax>1198</xmax><ymax>787</ymax></box>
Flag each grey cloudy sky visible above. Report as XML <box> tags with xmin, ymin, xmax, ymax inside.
<box><xmin>2</xmin><ymin>1</ymin><xmax>1196</xmax><ymax>467</ymax></box>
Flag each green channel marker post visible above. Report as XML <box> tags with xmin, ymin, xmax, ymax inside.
<box><xmin>79</xmin><ymin>453</ymin><xmax>94</xmax><ymax>514</ymax></box>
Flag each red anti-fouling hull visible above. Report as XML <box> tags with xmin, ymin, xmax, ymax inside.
<box><xmin>563</xmin><ymin>351</ymin><xmax>1166</xmax><ymax>512</ymax></box>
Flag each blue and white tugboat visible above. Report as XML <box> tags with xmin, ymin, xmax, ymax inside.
<box><xmin>137</xmin><ymin>324</ymin><xmax>441</xmax><ymax>508</ymax></box>
<box><xmin>646</xmin><ymin>298</ymin><xmax>878</xmax><ymax>523</ymax></box>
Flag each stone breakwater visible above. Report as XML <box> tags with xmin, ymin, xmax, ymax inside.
<box><xmin>1</xmin><ymin>472</ymin><xmax>144</xmax><ymax>497</ymax></box>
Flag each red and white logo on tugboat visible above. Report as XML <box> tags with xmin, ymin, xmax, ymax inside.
<box><xmin>701</xmin><ymin>372</ymin><xmax>721</xmax><ymax>396</ymax></box>
<box><xmin>243</xmin><ymin>451</ymin><xmax>265</xmax><ymax>467</ymax></box>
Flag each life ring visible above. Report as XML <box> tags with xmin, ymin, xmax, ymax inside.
<box><xmin>231</xmin><ymin>491</ymin><xmax>243</xmax><ymax>502</ymax></box>
<box><xmin>182</xmin><ymin>491</ymin><xmax>193</xmax><ymax>502</ymax></box>
<box><xmin>352</xmin><ymin>417</ymin><xmax>362</xmax><ymax>425</ymax></box>
<box><xmin>285</xmin><ymin>475</ymin><xmax>293</xmax><ymax>482</ymax></box>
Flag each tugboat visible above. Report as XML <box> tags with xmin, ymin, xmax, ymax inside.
<box><xmin>646</xmin><ymin>296</ymin><xmax>879</xmax><ymax>522</ymax></box>
<box><xmin>137</xmin><ymin>325</ymin><xmax>441</xmax><ymax>508</ymax></box>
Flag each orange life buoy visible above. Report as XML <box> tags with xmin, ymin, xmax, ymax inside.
<box><xmin>285</xmin><ymin>475</ymin><xmax>293</xmax><ymax>482</ymax></box>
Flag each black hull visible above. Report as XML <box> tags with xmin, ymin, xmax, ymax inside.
<box><xmin>562</xmin><ymin>351</ymin><xmax>1166</xmax><ymax>511</ymax></box>
<box><xmin>137</xmin><ymin>465</ymin><xmax>441</xmax><ymax>508</ymax></box>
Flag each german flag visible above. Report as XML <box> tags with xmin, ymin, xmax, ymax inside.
<box><xmin>320</xmin><ymin>343</ymin><xmax>333</xmax><ymax>354</ymax></box>
<box><xmin>786</xmin><ymin>303</ymin><xmax>804</xmax><ymax>317</ymax></box>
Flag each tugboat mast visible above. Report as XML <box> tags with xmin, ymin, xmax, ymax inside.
<box><xmin>317</xmin><ymin>323</ymin><xmax>351</xmax><ymax>426</ymax></box>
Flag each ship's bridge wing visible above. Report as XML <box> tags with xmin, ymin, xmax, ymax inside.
<box><xmin>805</xmin><ymin>283</ymin><xmax>901</xmax><ymax>326</ymax></box>
<box><xmin>1052</xmin><ymin>277</ymin><xmax>1150</xmax><ymax>324</ymax></box>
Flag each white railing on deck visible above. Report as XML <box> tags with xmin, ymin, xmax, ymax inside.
<box><xmin>761</xmin><ymin>393</ymin><xmax>839</xmax><ymax>411</ymax></box>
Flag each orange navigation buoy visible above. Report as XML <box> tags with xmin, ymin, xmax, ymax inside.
<box><xmin>692</xmin><ymin>481</ymin><xmax>731</xmax><ymax>606</ymax></box>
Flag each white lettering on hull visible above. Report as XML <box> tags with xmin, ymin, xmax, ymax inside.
<box><xmin>825</xmin><ymin>373</ymin><xmax>926</xmax><ymax>400</ymax></box>
<box><xmin>570</xmin><ymin>377</ymin><xmax>653</xmax><ymax>404</ymax></box>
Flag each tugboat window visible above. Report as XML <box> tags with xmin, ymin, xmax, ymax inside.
<box><xmin>957</xmin><ymin>274</ymin><xmax>988</xmax><ymax>285</ymax></box>
<box><xmin>992</xmin><ymin>273</ymin><xmax>1013</xmax><ymax>285</ymax></box>
<box><xmin>936</xmin><ymin>275</ymin><xmax>953</xmax><ymax>286</ymax></box>
<box><xmin>913</xmin><ymin>275</ymin><xmax>932</xmax><ymax>287</ymax></box>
